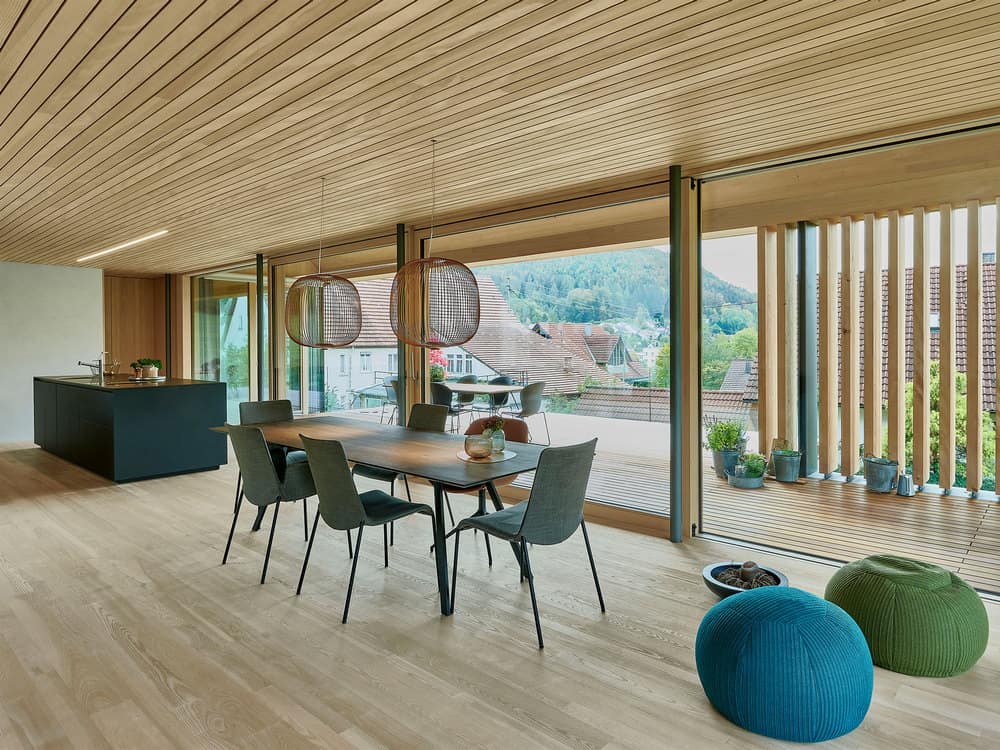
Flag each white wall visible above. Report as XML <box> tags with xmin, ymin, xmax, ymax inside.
<box><xmin>0</xmin><ymin>262</ymin><xmax>103</xmax><ymax>443</ymax></box>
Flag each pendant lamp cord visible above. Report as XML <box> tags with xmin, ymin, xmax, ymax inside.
<box><xmin>318</xmin><ymin>177</ymin><xmax>326</xmax><ymax>273</ymax></box>
<box><xmin>428</xmin><ymin>139</ymin><xmax>437</xmax><ymax>254</ymax></box>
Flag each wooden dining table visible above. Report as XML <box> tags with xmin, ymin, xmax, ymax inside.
<box><xmin>230</xmin><ymin>414</ymin><xmax>545</xmax><ymax>615</ymax></box>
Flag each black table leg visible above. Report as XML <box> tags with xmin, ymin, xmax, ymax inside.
<box><xmin>431</xmin><ymin>483</ymin><xmax>452</xmax><ymax>615</ymax></box>
<box><xmin>484</xmin><ymin>481</ymin><xmax>523</xmax><ymax>568</ymax></box>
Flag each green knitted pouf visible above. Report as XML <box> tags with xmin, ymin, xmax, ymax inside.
<box><xmin>825</xmin><ymin>555</ymin><xmax>989</xmax><ymax>677</ymax></box>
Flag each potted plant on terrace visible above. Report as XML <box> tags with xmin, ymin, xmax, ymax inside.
<box><xmin>429</xmin><ymin>349</ymin><xmax>447</xmax><ymax>382</ymax></box>
<box><xmin>772</xmin><ymin>447</ymin><xmax>802</xmax><ymax>482</ymax></box>
<box><xmin>728</xmin><ymin>453</ymin><xmax>767</xmax><ymax>489</ymax></box>
<box><xmin>706</xmin><ymin>418</ymin><xmax>746</xmax><ymax>479</ymax></box>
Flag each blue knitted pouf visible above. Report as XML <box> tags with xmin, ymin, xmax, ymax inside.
<box><xmin>696</xmin><ymin>587</ymin><xmax>873</xmax><ymax>743</ymax></box>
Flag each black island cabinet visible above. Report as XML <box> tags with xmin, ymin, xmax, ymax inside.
<box><xmin>33</xmin><ymin>376</ymin><xmax>227</xmax><ymax>482</ymax></box>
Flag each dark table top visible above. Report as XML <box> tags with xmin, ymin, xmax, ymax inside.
<box><xmin>226</xmin><ymin>414</ymin><xmax>546</xmax><ymax>490</ymax></box>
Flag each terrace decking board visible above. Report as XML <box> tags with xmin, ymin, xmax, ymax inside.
<box><xmin>517</xmin><ymin>449</ymin><xmax>1000</xmax><ymax>594</ymax></box>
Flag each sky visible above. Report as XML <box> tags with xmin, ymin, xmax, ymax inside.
<box><xmin>695</xmin><ymin>203</ymin><xmax>999</xmax><ymax>295</ymax></box>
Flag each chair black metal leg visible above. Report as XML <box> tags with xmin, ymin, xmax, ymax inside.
<box><xmin>222</xmin><ymin>493</ymin><xmax>242</xmax><ymax>564</ymax></box>
<box><xmin>302</xmin><ymin>498</ymin><xmax>309</xmax><ymax>541</ymax></box>
<box><xmin>296</xmin><ymin>508</ymin><xmax>322</xmax><ymax>595</ymax></box>
<box><xmin>580</xmin><ymin>520</ymin><xmax>605</xmax><ymax>612</ymax></box>
<box><xmin>389</xmin><ymin>479</ymin><xmax>396</xmax><ymax>546</ymax></box>
<box><xmin>346</xmin><ymin>529</ymin><xmax>353</xmax><ymax>558</ymax></box>
<box><xmin>451</xmin><ymin>527</ymin><xmax>461</xmax><ymax>612</ymax></box>
<box><xmin>402</xmin><ymin>475</ymin><xmax>412</xmax><ymax>501</ymax></box>
<box><xmin>541</xmin><ymin>411</ymin><xmax>551</xmax><ymax>445</ymax></box>
<box><xmin>260</xmin><ymin>502</ymin><xmax>280</xmax><ymax>584</ymax></box>
<box><xmin>342</xmin><ymin>524</ymin><xmax>364</xmax><ymax>623</ymax></box>
<box><xmin>383</xmin><ymin>524</ymin><xmax>389</xmax><ymax>568</ymax></box>
<box><xmin>484</xmin><ymin>532</ymin><xmax>493</xmax><ymax>567</ymax></box>
<box><xmin>521</xmin><ymin>540</ymin><xmax>544</xmax><ymax>648</ymax></box>
<box><xmin>251</xmin><ymin>505</ymin><xmax>266</xmax><ymax>532</ymax></box>
<box><xmin>233</xmin><ymin>472</ymin><xmax>243</xmax><ymax>513</ymax></box>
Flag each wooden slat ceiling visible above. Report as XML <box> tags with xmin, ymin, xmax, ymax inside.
<box><xmin>1</xmin><ymin>0</ymin><xmax>999</xmax><ymax>274</ymax></box>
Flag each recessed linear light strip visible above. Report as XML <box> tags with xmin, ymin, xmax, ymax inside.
<box><xmin>76</xmin><ymin>229</ymin><xmax>168</xmax><ymax>263</ymax></box>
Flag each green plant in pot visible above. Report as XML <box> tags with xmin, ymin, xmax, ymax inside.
<box><xmin>728</xmin><ymin>452</ymin><xmax>767</xmax><ymax>489</ymax></box>
<box><xmin>705</xmin><ymin>418</ymin><xmax>746</xmax><ymax>479</ymax></box>
<box><xmin>771</xmin><ymin>448</ymin><xmax>802</xmax><ymax>482</ymax></box>
<box><xmin>131</xmin><ymin>357</ymin><xmax>162</xmax><ymax>379</ymax></box>
<box><xmin>482</xmin><ymin>416</ymin><xmax>505</xmax><ymax>453</ymax></box>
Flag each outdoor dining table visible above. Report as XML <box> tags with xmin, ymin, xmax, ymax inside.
<box><xmin>229</xmin><ymin>414</ymin><xmax>545</xmax><ymax>615</ymax></box>
<box><xmin>443</xmin><ymin>382</ymin><xmax>523</xmax><ymax>398</ymax></box>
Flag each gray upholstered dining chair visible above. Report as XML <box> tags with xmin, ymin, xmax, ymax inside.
<box><xmin>296</xmin><ymin>436</ymin><xmax>436</xmax><ymax>623</ymax></box>
<box><xmin>450</xmin><ymin>438</ymin><xmax>603</xmax><ymax>648</ymax></box>
<box><xmin>504</xmin><ymin>381</ymin><xmax>549</xmax><ymax>444</ymax></box>
<box><xmin>223</xmin><ymin>424</ymin><xmax>316</xmax><ymax>584</ymax></box>
<box><xmin>352</xmin><ymin>403</ymin><xmax>453</xmax><ymax>542</ymax></box>
<box><xmin>430</xmin><ymin>381</ymin><xmax>464</xmax><ymax>433</ymax></box>
<box><xmin>380</xmin><ymin>377</ymin><xmax>400</xmax><ymax>424</ymax></box>
<box><xmin>238</xmin><ymin>399</ymin><xmax>310</xmax><ymax>535</ymax></box>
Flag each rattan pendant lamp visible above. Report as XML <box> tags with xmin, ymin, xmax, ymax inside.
<box><xmin>285</xmin><ymin>178</ymin><xmax>362</xmax><ymax>348</ymax></box>
<box><xmin>390</xmin><ymin>140</ymin><xmax>480</xmax><ymax>348</ymax></box>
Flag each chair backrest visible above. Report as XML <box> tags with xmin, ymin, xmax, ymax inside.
<box><xmin>227</xmin><ymin>424</ymin><xmax>281</xmax><ymax>505</ymax></box>
<box><xmin>300</xmin><ymin>436</ymin><xmax>366</xmax><ymax>530</ymax></box>
<box><xmin>519</xmin><ymin>438</ymin><xmax>597</xmax><ymax>545</ymax></box>
<box><xmin>408</xmin><ymin>403</ymin><xmax>448</xmax><ymax>432</ymax></box>
<box><xmin>384</xmin><ymin>378</ymin><xmax>399</xmax><ymax>405</ymax></box>
<box><xmin>488</xmin><ymin>375</ymin><xmax>513</xmax><ymax>408</ymax></box>
<box><xmin>429</xmin><ymin>381</ymin><xmax>454</xmax><ymax>408</ymax></box>
<box><xmin>518</xmin><ymin>382</ymin><xmax>545</xmax><ymax>416</ymax></box>
<box><xmin>455</xmin><ymin>374</ymin><xmax>477</xmax><ymax>404</ymax></box>
<box><xmin>466</xmin><ymin>417</ymin><xmax>529</xmax><ymax>443</ymax></box>
<box><xmin>239</xmin><ymin>399</ymin><xmax>294</xmax><ymax>424</ymax></box>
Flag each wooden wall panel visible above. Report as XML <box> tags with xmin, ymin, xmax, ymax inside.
<box><xmin>776</xmin><ymin>224</ymin><xmax>797</xmax><ymax>447</ymax></box>
<box><xmin>938</xmin><ymin>205</ymin><xmax>956</xmax><ymax>490</ymax></box>
<box><xmin>756</xmin><ymin>227</ymin><xmax>778</xmax><ymax>456</ymax></box>
<box><xmin>912</xmin><ymin>208</ymin><xmax>931</xmax><ymax>487</ymax></box>
<box><xmin>885</xmin><ymin>211</ymin><xmax>906</xmax><ymax>468</ymax></box>
<box><xmin>840</xmin><ymin>218</ymin><xmax>860</xmax><ymax>479</ymax></box>
<box><xmin>966</xmin><ymin>200</ymin><xmax>983</xmax><ymax>492</ymax></box>
<box><xmin>862</xmin><ymin>213</ymin><xmax>883</xmax><ymax>459</ymax></box>
<box><xmin>103</xmin><ymin>275</ymin><xmax>166</xmax><ymax>373</ymax></box>
<box><xmin>817</xmin><ymin>220</ymin><xmax>838</xmax><ymax>476</ymax></box>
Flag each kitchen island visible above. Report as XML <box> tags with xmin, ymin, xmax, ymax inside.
<box><xmin>33</xmin><ymin>375</ymin><xmax>227</xmax><ymax>482</ymax></box>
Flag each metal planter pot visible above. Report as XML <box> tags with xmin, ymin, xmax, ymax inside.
<box><xmin>772</xmin><ymin>452</ymin><xmax>802</xmax><ymax>482</ymax></box>
<box><xmin>727</xmin><ymin>471</ymin><xmax>764</xmax><ymax>489</ymax></box>
<box><xmin>864</xmin><ymin>456</ymin><xmax>899</xmax><ymax>493</ymax></box>
<box><xmin>712</xmin><ymin>448</ymin><xmax>742</xmax><ymax>479</ymax></box>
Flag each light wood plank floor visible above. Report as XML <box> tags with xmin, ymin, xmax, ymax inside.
<box><xmin>0</xmin><ymin>444</ymin><xmax>998</xmax><ymax>749</ymax></box>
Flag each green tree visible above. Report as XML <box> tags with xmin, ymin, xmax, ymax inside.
<box><xmin>652</xmin><ymin>343</ymin><xmax>669</xmax><ymax>387</ymax></box>
<box><xmin>731</xmin><ymin>327</ymin><xmax>758</xmax><ymax>358</ymax></box>
<box><xmin>898</xmin><ymin>360</ymin><xmax>995</xmax><ymax>488</ymax></box>
<box><xmin>702</xmin><ymin>332</ymin><xmax>736</xmax><ymax>389</ymax></box>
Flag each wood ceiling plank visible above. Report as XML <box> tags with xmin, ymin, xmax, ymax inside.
<box><xmin>0</xmin><ymin>0</ymin><xmax>61</xmax><ymax>94</ymax></box>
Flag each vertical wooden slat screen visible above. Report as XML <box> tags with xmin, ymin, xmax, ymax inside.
<box><xmin>997</xmin><ymin>198</ymin><xmax>1000</xmax><ymax>486</ymax></box>
<box><xmin>756</xmin><ymin>227</ymin><xmax>778</xmax><ymax>454</ymax></box>
<box><xmin>938</xmin><ymin>205</ymin><xmax>956</xmax><ymax>490</ymax></box>
<box><xmin>863</xmin><ymin>213</ymin><xmax>883</xmax><ymax>458</ymax></box>
<box><xmin>840</xmin><ymin>217</ymin><xmax>860</xmax><ymax>478</ymax></box>
<box><xmin>886</xmin><ymin>211</ymin><xmax>906</xmax><ymax>467</ymax></box>
<box><xmin>966</xmin><ymin>199</ymin><xmax>983</xmax><ymax>492</ymax></box>
<box><xmin>776</xmin><ymin>224</ymin><xmax>797</xmax><ymax>447</ymax></box>
<box><xmin>817</xmin><ymin>220</ymin><xmax>838</xmax><ymax>475</ymax></box>
<box><xmin>912</xmin><ymin>207</ymin><xmax>931</xmax><ymax>487</ymax></box>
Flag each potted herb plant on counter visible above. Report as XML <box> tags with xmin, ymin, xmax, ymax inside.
<box><xmin>728</xmin><ymin>453</ymin><xmax>767</xmax><ymax>489</ymax></box>
<box><xmin>130</xmin><ymin>358</ymin><xmax>162</xmax><ymax>379</ymax></box>
<box><xmin>706</xmin><ymin>418</ymin><xmax>746</xmax><ymax>479</ymax></box>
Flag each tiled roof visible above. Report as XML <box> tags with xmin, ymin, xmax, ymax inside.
<box><xmin>720</xmin><ymin>359</ymin><xmax>753</xmax><ymax>392</ymax></box>
<box><xmin>540</xmin><ymin>322</ymin><xmax>650</xmax><ymax>380</ymax></box>
<box><xmin>742</xmin><ymin>263</ymin><xmax>997</xmax><ymax>411</ymax></box>
<box><xmin>575</xmin><ymin>386</ymin><xmax>750</xmax><ymax>422</ymax></box>
<box><xmin>350</xmin><ymin>276</ymin><xmax>617</xmax><ymax>395</ymax></box>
